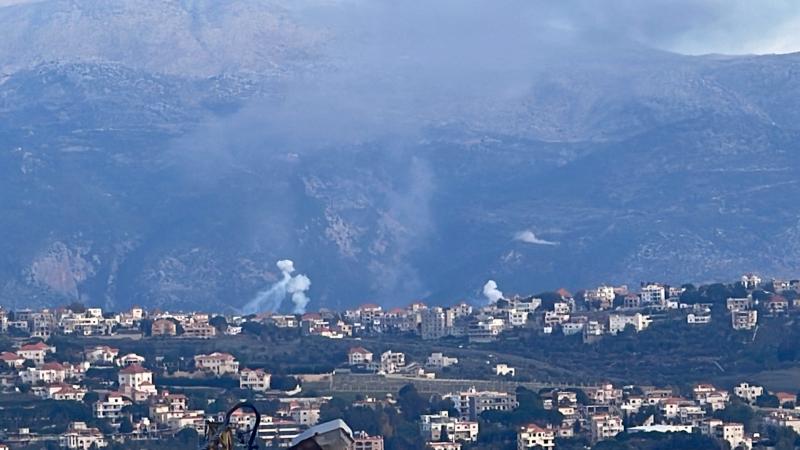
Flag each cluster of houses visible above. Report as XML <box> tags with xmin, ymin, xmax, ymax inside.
<box><xmin>513</xmin><ymin>380</ymin><xmax>799</xmax><ymax>450</ymax></box>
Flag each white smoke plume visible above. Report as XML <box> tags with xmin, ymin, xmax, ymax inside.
<box><xmin>483</xmin><ymin>280</ymin><xmax>504</xmax><ymax>304</ymax></box>
<box><xmin>243</xmin><ymin>259</ymin><xmax>312</xmax><ymax>314</ymax></box>
<box><xmin>513</xmin><ymin>230</ymin><xmax>558</xmax><ymax>246</ymax></box>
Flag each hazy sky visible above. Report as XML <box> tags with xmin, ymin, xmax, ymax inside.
<box><xmin>296</xmin><ymin>0</ymin><xmax>800</xmax><ymax>56</ymax></box>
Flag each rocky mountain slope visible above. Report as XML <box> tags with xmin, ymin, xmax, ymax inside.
<box><xmin>1</xmin><ymin>1</ymin><xmax>800</xmax><ymax>312</ymax></box>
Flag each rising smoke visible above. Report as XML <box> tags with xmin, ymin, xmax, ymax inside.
<box><xmin>243</xmin><ymin>259</ymin><xmax>312</xmax><ymax>314</ymax></box>
<box><xmin>482</xmin><ymin>280</ymin><xmax>503</xmax><ymax>304</ymax></box>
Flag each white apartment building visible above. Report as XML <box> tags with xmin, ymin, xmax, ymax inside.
<box><xmin>733</xmin><ymin>383</ymin><xmax>764</xmax><ymax>404</ymax></box>
<box><xmin>94</xmin><ymin>392</ymin><xmax>132</xmax><ymax>421</ymax></box>
<box><xmin>640</xmin><ymin>284</ymin><xmax>666</xmax><ymax>305</ymax></box>
<box><xmin>608</xmin><ymin>313</ymin><xmax>652</xmax><ymax>335</ymax></box>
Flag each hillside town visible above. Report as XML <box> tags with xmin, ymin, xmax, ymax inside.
<box><xmin>0</xmin><ymin>274</ymin><xmax>799</xmax><ymax>449</ymax></box>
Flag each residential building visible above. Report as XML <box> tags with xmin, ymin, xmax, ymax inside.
<box><xmin>731</xmin><ymin>310</ymin><xmax>758</xmax><ymax>330</ymax></box>
<box><xmin>426</xmin><ymin>353</ymin><xmax>458</xmax><ymax>369</ymax></box>
<box><xmin>17</xmin><ymin>342</ymin><xmax>54</xmax><ymax>365</ymax></box>
<box><xmin>348</xmin><ymin>347</ymin><xmax>374</xmax><ymax>366</ymax></box>
<box><xmin>379</xmin><ymin>351</ymin><xmax>405</xmax><ymax>374</ymax></box>
<box><xmin>240</xmin><ymin>368</ymin><xmax>271</xmax><ymax>391</ymax></box>
<box><xmin>733</xmin><ymin>383</ymin><xmax>763</xmax><ymax>404</ymax></box>
<box><xmin>94</xmin><ymin>392</ymin><xmax>132</xmax><ymax>421</ymax></box>
<box><xmin>59</xmin><ymin>422</ymin><xmax>108</xmax><ymax>450</ymax></box>
<box><xmin>591</xmin><ymin>414</ymin><xmax>624</xmax><ymax>442</ymax></box>
<box><xmin>726</xmin><ymin>297</ymin><xmax>753</xmax><ymax>312</ymax></box>
<box><xmin>194</xmin><ymin>352</ymin><xmax>240</xmax><ymax>376</ymax></box>
<box><xmin>353</xmin><ymin>431</ymin><xmax>384</xmax><ymax>450</ymax></box>
<box><xmin>495</xmin><ymin>364</ymin><xmax>515</xmax><ymax>377</ymax></box>
<box><xmin>84</xmin><ymin>346</ymin><xmax>119</xmax><ymax>365</ymax></box>
<box><xmin>421</xmin><ymin>307</ymin><xmax>455</xmax><ymax>340</ymax></box>
<box><xmin>151</xmin><ymin>319</ymin><xmax>178</xmax><ymax>336</ymax></box>
<box><xmin>640</xmin><ymin>284</ymin><xmax>666</xmax><ymax>305</ymax></box>
<box><xmin>517</xmin><ymin>424</ymin><xmax>555</xmax><ymax>450</ymax></box>
<box><xmin>608</xmin><ymin>313</ymin><xmax>651</xmax><ymax>335</ymax></box>
<box><xmin>182</xmin><ymin>321</ymin><xmax>217</xmax><ymax>338</ymax></box>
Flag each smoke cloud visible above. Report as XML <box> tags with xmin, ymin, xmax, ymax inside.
<box><xmin>483</xmin><ymin>280</ymin><xmax>504</xmax><ymax>304</ymax></box>
<box><xmin>514</xmin><ymin>230</ymin><xmax>558</xmax><ymax>246</ymax></box>
<box><xmin>243</xmin><ymin>259</ymin><xmax>312</xmax><ymax>314</ymax></box>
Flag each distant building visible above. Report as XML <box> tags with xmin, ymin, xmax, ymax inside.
<box><xmin>590</xmin><ymin>414</ymin><xmax>624</xmax><ymax>442</ymax></box>
<box><xmin>240</xmin><ymin>368</ymin><xmax>271</xmax><ymax>391</ymax></box>
<box><xmin>495</xmin><ymin>364</ymin><xmax>515</xmax><ymax>377</ymax></box>
<box><xmin>59</xmin><ymin>422</ymin><xmax>108</xmax><ymax>450</ymax></box>
<box><xmin>194</xmin><ymin>352</ymin><xmax>239</xmax><ymax>376</ymax></box>
<box><xmin>517</xmin><ymin>424</ymin><xmax>555</xmax><ymax>450</ymax></box>
<box><xmin>731</xmin><ymin>310</ymin><xmax>758</xmax><ymax>331</ymax></box>
<box><xmin>421</xmin><ymin>307</ymin><xmax>455</xmax><ymax>340</ymax></box>
<box><xmin>640</xmin><ymin>284</ymin><xmax>665</xmax><ymax>305</ymax></box>
<box><xmin>608</xmin><ymin>313</ymin><xmax>651</xmax><ymax>335</ymax></box>
<box><xmin>151</xmin><ymin>319</ymin><xmax>177</xmax><ymax>336</ymax></box>
<box><xmin>733</xmin><ymin>383</ymin><xmax>763</xmax><ymax>404</ymax></box>
<box><xmin>353</xmin><ymin>431</ymin><xmax>384</xmax><ymax>450</ymax></box>
<box><xmin>426</xmin><ymin>353</ymin><xmax>458</xmax><ymax>369</ymax></box>
<box><xmin>348</xmin><ymin>347</ymin><xmax>374</xmax><ymax>366</ymax></box>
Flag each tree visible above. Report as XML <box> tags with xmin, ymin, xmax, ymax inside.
<box><xmin>209</xmin><ymin>316</ymin><xmax>229</xmax><ymax>333</ymax></box>
<box><xmin>118</xmin><ymin>417</ymin><xmax>134</xmax><ymax>433</ymax></box>
<box><xmin>66</xmin><ymin>301</ymin><xmax>86</xmax><ymax>313</ymax></box>
<box><xmin>397</xmin><ymin>384</ymin><xmax>428</xmax><ymax>421</ymax></box>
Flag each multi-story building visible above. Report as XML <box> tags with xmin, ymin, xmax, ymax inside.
<box><xmin>182</xmin><ymin>322</ymin><xmax>217</xmax><ymax>339</ymax></box>
<box><xmin>608</xmin><ymin>313</ymin><xmax>652</xmax><ymax>335</ymax></box>
<box><xmin>420</xmin><ymin>411</ymin><xmax>479</xmax><ymax>443</ymax></box>
<box><xmin>348</xmin><ymin>347</ymin><xmax>374</xmax><ymax>366</ymax></box>
<box><xmin>151</xmin><ymin>319</ymin><xmax>178</xmax><ymax>336</ymax></box>
<box><xmin>517</xmin><ymin>424</ymin><xmax>555</xmax><ymax>450</ymax></box>
<box><xmin>421</xmin><ymin>307</ymin><xmax>455</xmax><ymax>340</ymax></box>
<box><xmin>731</xmin><ymin>310</ymin><xmax>758</xmax><ymax>331</ymax></box>
<box><xmin>194</xmin><ymin>352</ymin><xmax>240</xmax><ymax>376</ymax></box>
<box><xmin>468</xmin><ymin>391</ymin><xmax>518</xmax><ymax>421</ymax></box>
<box><xmin>118</xmin><ymin>365</ymin><xmax>157</xmax><ymax>400</ymax></box>
<box><xmin>590</xmin><ymin>414</ymin><xmax>624</xmax><ymax>442</ymax></box>
<box><xmin>94</xmin><ymin>392</ymin><xmax>132</xmax><ymax>421</ymax></box>
<box><xmin>426</xmin><ymin>353</ymin><xmax>458</xmax><ymax>369</ymax></box>
<box><xmin>741</xmin><ymin>274</ymin><xmax>761</xmax><ymax>289</ymax></box>
<box><xmin>640</xmin><ymin>284</ymin><xmax>665</xmax><ymax>305</ymax></box>
<box><xmin>727</xmin><ymin>297</ymin><xmax>754</xmax><ymax>312</ymax></box>
<box><xmin>379</xmin><ymin>351</ymin><xmax>405</xmax><ymax>374</ymax></box>
<box><xmin>733</xmin><ymin>383</ymin><xmax>763</xmax><ymax>404</ymax></box>
<box><xmin>353</xmin><ymin>431</ymin><xmax>384</xmax><ymax>450</ymax></box>
<box><xmin>84</xmin><ymin>346</ymin><xmax>119</xmax><ymax>365</ymax></box>
<box><xmin>240</xmin><ymin>368</ymin><xmax>271</xmax><ymax>391</ymax></box>
<box><xmin>16</xmin><ymin>342</ymin><xmax>54</xmax><ymax>365</ymax></box>
<box><xmin>59</xmin><ymin>422</ymin><xmax>108</xmax><ymax>450</ymax></box>
<box><xmin>585</xmin><ymin>285</ymin><xmax>616</xmax><ymax>309</ymax></box>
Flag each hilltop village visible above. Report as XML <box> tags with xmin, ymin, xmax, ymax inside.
<box><xmin>1</xmin><ymin>274</ymin><xmax>800</xmax><ymax>450</ymax></box>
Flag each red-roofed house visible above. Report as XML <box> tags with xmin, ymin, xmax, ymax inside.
<box><xmin>0</xmin><ymin>351</ymin><xmax>25</xmax><ymax>369</ymax></box>
<box><xmin>17</xmin><ymin>342</ymin><xmax>54</xmax><ymax>365</ymax></box>
<box><xmin>348</xmin><ymin>347</ymin><xmax>374</xmax><ymax>365</ymax></box>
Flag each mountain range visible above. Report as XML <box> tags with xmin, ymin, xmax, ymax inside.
<box><xmin>1</xmin><ymin>0</ymin><xmax>800</xmax><ymax>312</ymax></box>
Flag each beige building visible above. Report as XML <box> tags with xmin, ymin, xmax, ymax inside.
<box><xmin>59</xmin><ymin>422</ymin><xmax>108</xmax><ymax>450</ymax></box>
<box><xmin>240</xmin><ymin>368</ymin><xmax>271</xmax><ymax>391</ymax></box>
<box><xmin>194</xmin><ymin>352</ymin><xmax>239</xmax><ymax>376</ymax></box>
<box><xmin>591</xmin><ymin>414</ymin><xmax>624</xmax><ymax>442</ymax></box>
<box><xmin>517</xmin><ymin>424</ymin><xmax>555</xmax><ymax>450</ymax></box>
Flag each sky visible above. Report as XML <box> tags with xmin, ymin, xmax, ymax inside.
<box><xmin>294</xmin><ymin>0</ymin><xmax>800</xmax><ymax>56</ymax></box>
